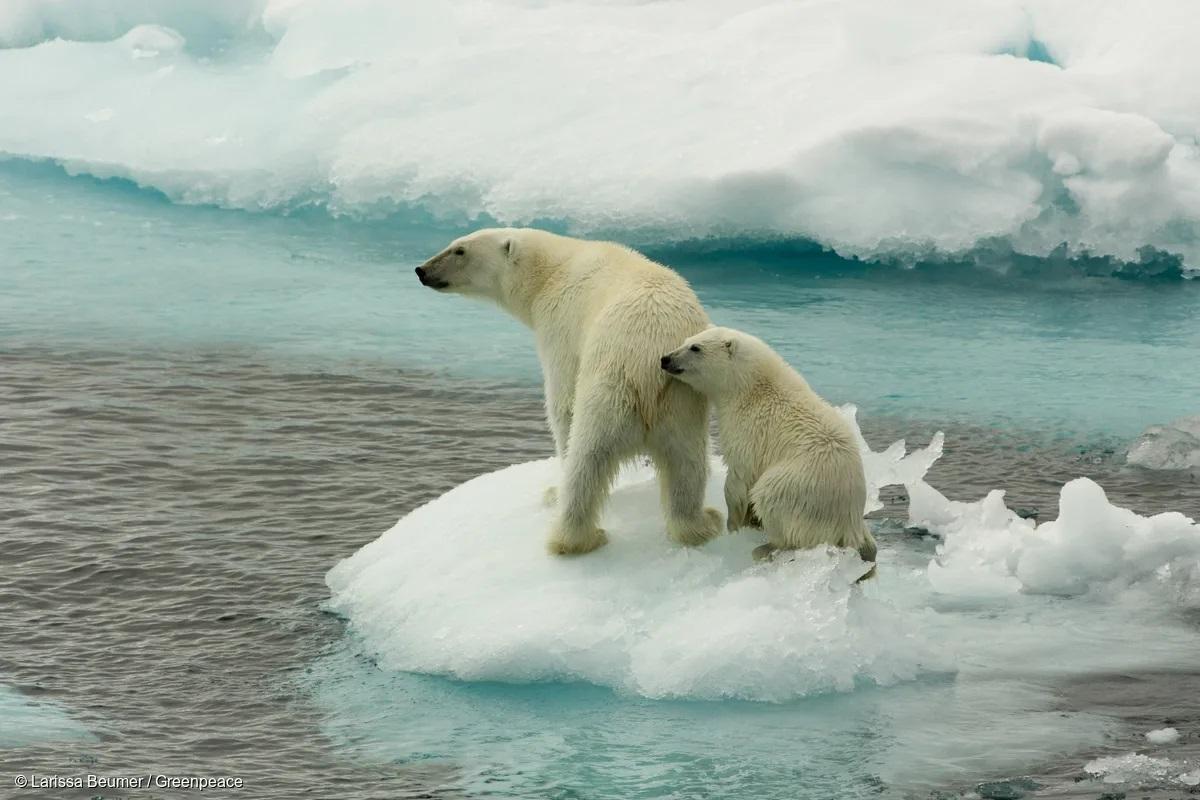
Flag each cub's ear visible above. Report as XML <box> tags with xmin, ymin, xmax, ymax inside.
<box><xmin>503</xmin><ymin>237</ymin><xmax>517</xmax><ymax>260</ymax></box>
<box><xmin>724</xmin><ymin>338</ymin><xmax>737</xmax><ymax>356</ymax></box>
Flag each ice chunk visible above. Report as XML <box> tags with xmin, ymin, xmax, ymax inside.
<box><xmin>325</xmin><ymin>450</ymin><xmax>945</xmax><ymax>702</ymax></box>
<box><xmin>0</xmin><ymin>685</ymin><xmax>93</xmax><ymax>747</ymax></box>
<box><xmin>1085</xmin><ymin>753</ymin><xmax>1188</xmax><ymax>786</ymax></box>
<box><xmin>915</xmin><ymin>475</ymin><xmax>1200</xmax><ymax>597</ymax></box>
<box><xmin>838</xmin><ymin>403</ymin><xmax>944</xmax><ymax>513</ymax></box>
<box><xmin>1146</xmin><ymin>726</ymin><xmax>1180</xmax><ymax>744</ymax></box>
<box><xmin>1127</xmin><ymin>416</ymin><xmax>1200</xmax><ymax>471</ymax></box>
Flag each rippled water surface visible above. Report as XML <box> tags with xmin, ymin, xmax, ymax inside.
<box><xmin>3</xmin><ymin>343</ymin><xmax>1199</xmax><ymax>798</ymax></box>
<box><xmin>1</xmin><ymin>345</ymin><xmax>550</xmax><ymax>798</ymax></box>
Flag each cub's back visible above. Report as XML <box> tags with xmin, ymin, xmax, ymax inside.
<box><xmin>729</xmin><ymin>367</ymin><xmax>860</xmax><ymax>469</ymax></box>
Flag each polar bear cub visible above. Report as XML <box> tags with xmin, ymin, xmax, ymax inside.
<box><xmin>416</xmin><ymin>228</ymin><xmax>723</xmax><ymax>555</ymax></box>
<box><xmin>661</xmin><ymin>326</ymin><xmax>877</xmax><ymax>575</ymax></box>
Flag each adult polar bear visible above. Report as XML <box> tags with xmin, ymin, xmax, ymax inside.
<box><xmin>661</xmin><ymin>326</ymin><xmax>877</xmax><ymax>575</ymax></box>
<box><xmin>415</xmin><ymin>228</ymin><xmax>723</xmax><ymax>555</ymax></box>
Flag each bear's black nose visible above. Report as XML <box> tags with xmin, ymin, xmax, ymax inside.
<box><xmin>660</xmin><ymin>355</ymin><xmax>671</xmax><ymax>368</ymax></box>
<box><xmin>415</xmin><ymin>266</ymin><xmax>427</xmax><ymax>283</ymax></box>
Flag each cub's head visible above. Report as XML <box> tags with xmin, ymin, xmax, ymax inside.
<box><xmin>661</xmin><ymin>326</ymin><xmax>763</xmax><ymax>396</ymax></box>
<box><xmin>415</xmin><ymin>228</ymin><xmax>520</xmax><ymax>299</ymax></box>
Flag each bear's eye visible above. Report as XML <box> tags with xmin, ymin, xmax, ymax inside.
<box><xmin>453</xmin><ymin>247</ymin><xmax>465</xmax><ymax>256</ymax></box>
<box><xmin>689</xmin><ymin>345</ymin><xmax>701</xmax><ymax>353</ymax></box>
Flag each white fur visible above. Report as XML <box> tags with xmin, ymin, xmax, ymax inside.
<box><xmin>663</xmin><ymin>327</ymin><xmax>877</xmax><ymax>570</ymax></box>
<box><xmin>417</xmin><ymin>228</ymin><xmax>723</xmax><ymax>555</ymax></box>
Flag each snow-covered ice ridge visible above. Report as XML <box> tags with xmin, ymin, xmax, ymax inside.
<box><xmin>4</xmin><ymin>0</ymin><xmax>1200</xmax><ymax>273</ymax></box>
<box><xmin>326</xmin><ymin>406</ymin><xmax>1200</xmax><ymax>703</ymax></box>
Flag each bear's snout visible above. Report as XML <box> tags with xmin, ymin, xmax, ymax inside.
<box><xmin>415</xmin><ymin>265</ymin><xmax>449</xmax><ymax>290</ymax></box>
<box><xmin>661</xmin><ymin>355</ymin><xmax>683</xmax><ymax>375</ymax></box>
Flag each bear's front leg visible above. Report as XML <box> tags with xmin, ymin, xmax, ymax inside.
<box><xmin>541</xmin><ymin>369</ymin><xmax>574</xmax><ymax>507</ymax></box>
<box><xmin>547</xmin><ymin>389</ymin><xmax>638</xmax><ymax>556</ymax></box>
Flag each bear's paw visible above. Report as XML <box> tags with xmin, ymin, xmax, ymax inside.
<box><xmin>546</xmin><ymin>523</ymin><xmax>608</xmax><ymax>556</ymax></box>
<box><xmin>668</xmin><ymin>507</ymin><xmax>723</xmax><ymax>547</ymax></box>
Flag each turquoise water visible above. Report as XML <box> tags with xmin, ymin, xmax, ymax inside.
<box><xmin>4</xmin><ymin>161</ymin><xmax>1198</xmax><ymax>438</ymax></box>
<box><xmin>307</xmin><ymin>643</ymin><xmax>1110</xmax><ymax>800</ymax></box>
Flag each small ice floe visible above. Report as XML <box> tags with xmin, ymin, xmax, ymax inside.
<box><xmin>84</xmin><ymin>108</ymin><xmax>114</xmax><ymax>123</ymax></box>
<box><xmin>1146</xmin><ymin>726</ymin><xmax>1180</xmax><ymax>744</ymax></box>
<box><xmin>1085</xmin><ymin>753</ymin><xmax>1183</xmax><ymax>785</ymax></box>
<box><xmin>0</xmin><ymin>685</ymin><xmax>93</xmax><ymax>747</ymax></box>
<box><xmin>325</xmin><ymin>411</ymin><xmax>949</xmax><ymax>702</ymax></box>
<box><xmin>916</xmin><ymin>470</ymin><xmax>1200</xmax><ymax>598</ymax></box>
<box><xmin>1127</xmin><ymin>416</ymin><xmax>1200</xmax><ymax>471</ymax></box>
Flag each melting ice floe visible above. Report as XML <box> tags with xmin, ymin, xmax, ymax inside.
<box><xmin>0</xmin><ymin>685</ymin><xmax>93</xmax><ymax>747</ymax></box>
<box><xmin>919</xmin><ymin>475</ymin><xmax>1200</xmax><ymax>598</ymax></box>
<box><xmin>1086</xmin><ymin>754</ymin><xmax>1200</xmax><ymax>787</ymax></box>
<box><xmin>4</xmin><ymin>1</ymin><xmax>1200</xmax><ymax>271</ymax></box>
<box><xmin>1127</xmin><ymin>416</ymin><xmax>1200</xmax><ymax>471</ymax></box>
<box><xmin>326</xmin><ymin>405</ymin><xmax>1200</xmax><ymax>702</ymax></box>
<box><xmin>1146</xmin><ymin>727</ymin><xmax>1181</xmax><ymax>744</ymax></box>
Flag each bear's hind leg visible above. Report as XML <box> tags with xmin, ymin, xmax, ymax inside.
<box><xmin>647</xmin><ymin>397</ymin><xmax>722</xmax><ymax>547</ymax></box>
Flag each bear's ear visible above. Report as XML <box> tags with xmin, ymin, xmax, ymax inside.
<box><xmin>723</xmin><ymin>338</ymin><xmax>737</xmax><ymax>356</ymax></box>
<box><xmin>503</xmin><ymin>237</ymin><xmax>517</xmax><ymax>260</ymax></box>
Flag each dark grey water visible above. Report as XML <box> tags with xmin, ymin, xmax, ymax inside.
<box><xmin>2</xmin><ymin>343</ymin><xmax>1198</xmax><ymax>798</ymax></box>
<box><xmin>0</xmin><ymin>344</ymin><xmax>548</xmax><ymax>798</ymax></box>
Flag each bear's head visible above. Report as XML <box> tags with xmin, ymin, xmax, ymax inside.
<box><xmin>415</xmin><ymin>228</ymin><xmax>520</xmax><ymax>299</ymax></box>
<box><xmin>661</xmin><ymin>326</ymin><xmax>764</xmax><ymax>396</ymax></box>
